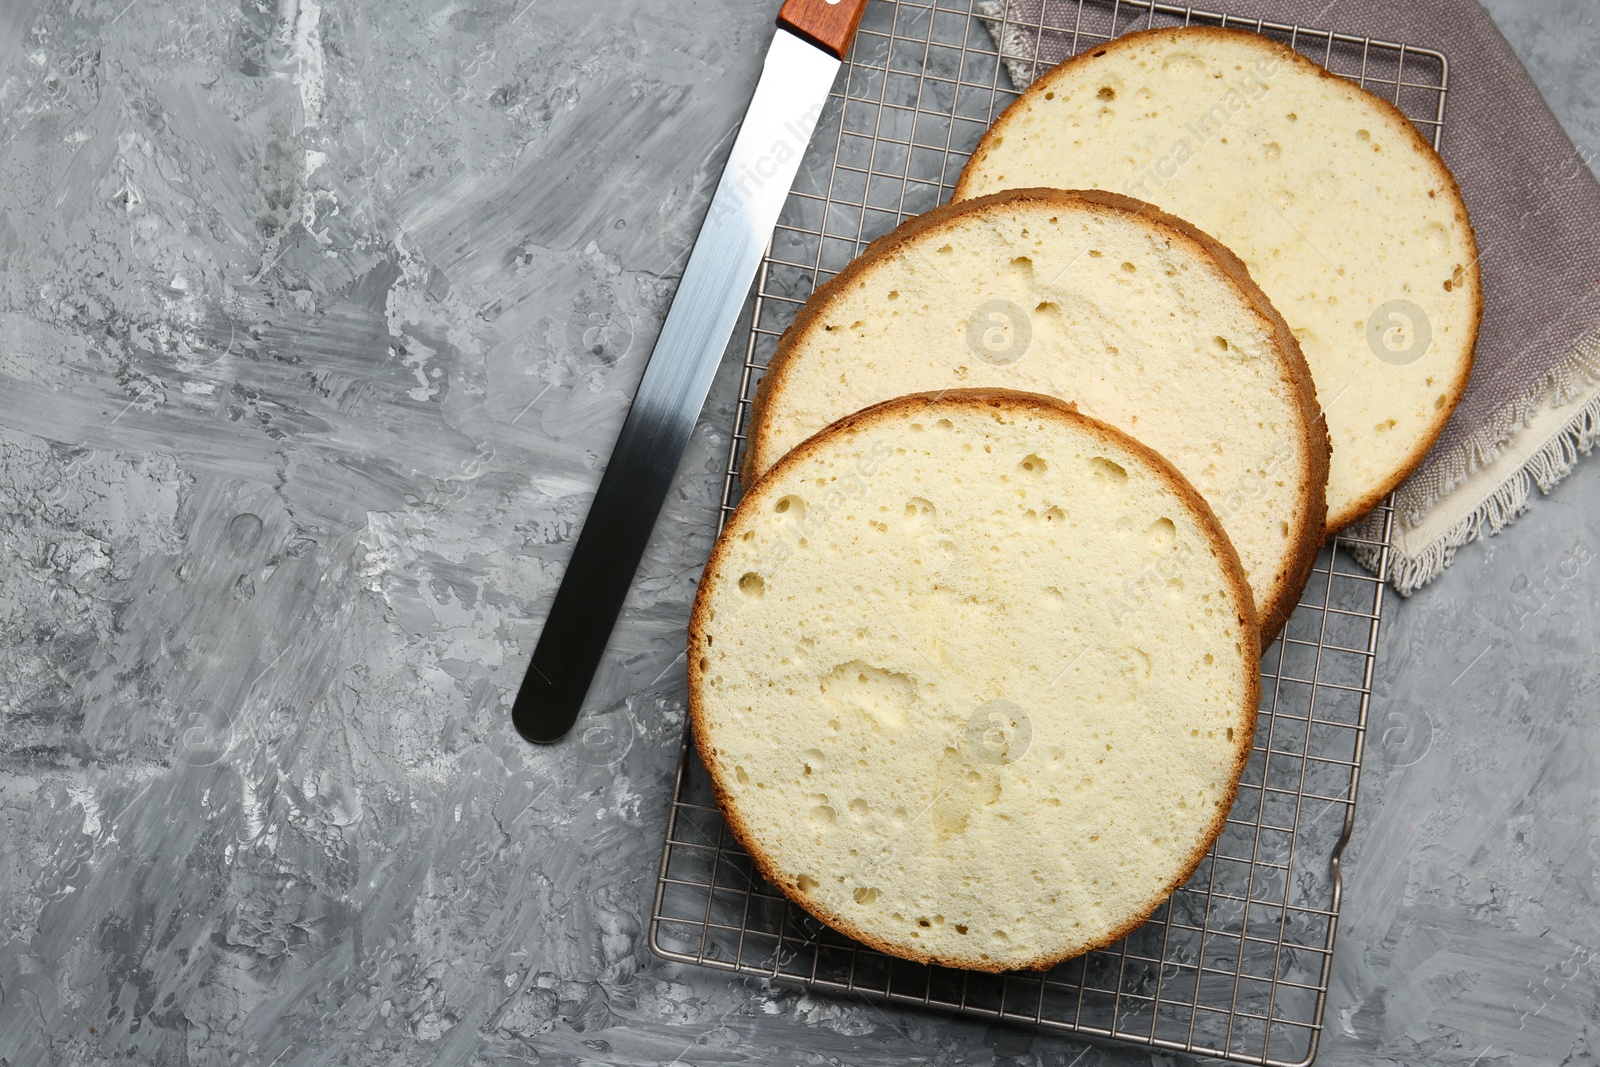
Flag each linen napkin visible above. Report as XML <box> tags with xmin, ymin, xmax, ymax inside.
<box><xmin>978</xmin><ymin>0</ymin><xmax>1600</xmax><ymax>593</ymax></box>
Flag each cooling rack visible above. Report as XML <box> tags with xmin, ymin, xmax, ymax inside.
<box><xmin>651</xmin><ymin>0</ymin><xmax>1436</xmax><ymax>1062</ymax></box>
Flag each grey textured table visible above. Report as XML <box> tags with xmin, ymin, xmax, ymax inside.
<box><xmin>0</xmin><ymin>1</ymin><xmax>1595</xmax><ymax>1064</ymax></box>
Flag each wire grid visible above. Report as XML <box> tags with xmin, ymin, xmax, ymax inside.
<box><xmin>651</xmin><ymin>1</ymin><xmax>1437</xmax><ymax>1063</ymax></box>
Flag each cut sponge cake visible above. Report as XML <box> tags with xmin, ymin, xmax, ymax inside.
<box><xmin>745</xmin><ymin>188</ymin><xmax>1328</xmax><ymax>642</ymax></box>
<box><xmin>955</xmin><ymin>27</ymin><xmax>1481</xmax><ymax>531</ymax></box>
<box><xmin>691</xmin><ymin>391</ymin><xmax>1259</xmax><ymax>972</ymax></box>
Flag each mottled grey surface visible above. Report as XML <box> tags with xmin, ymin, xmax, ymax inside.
<box><xmin>0</xmin><ymin>1</ymin><xmax>1594</xmax><ymax>1065</ymax></box>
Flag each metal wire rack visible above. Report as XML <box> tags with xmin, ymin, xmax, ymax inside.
<box><xmin>651</xmin><ymin>0</ymin><xmax>1439</xmax><ymax>1062</ymax></box>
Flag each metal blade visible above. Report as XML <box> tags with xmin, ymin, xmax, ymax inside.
<box><xmin>512</xmin><ymin>30</ymin><xmax>840</xmax><ymax>744</ymax></box>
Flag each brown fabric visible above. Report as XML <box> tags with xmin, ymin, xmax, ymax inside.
<box><xmin>980</xmin><ymin>0</ymin><xmax>1600</xmax><ymax>528</ymax></box>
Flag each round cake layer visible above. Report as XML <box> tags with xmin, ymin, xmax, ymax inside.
<box><xmin>956</xmin><ymin>27</ymin><xmax>1481</xmax><ymax>531</ymax></box>
<box><xmin>692</xmin><ymin>390</ymin><xmax>1259</xmax><ymax>971</ymax></box>
<box><xmin>744</xmin><ymin>187</ymin><xmax>1328</xmax><ymax>641</ymax></box>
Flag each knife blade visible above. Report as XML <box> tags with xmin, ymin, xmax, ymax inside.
<box><xmin>512</xmin><ymin>0</ymin><xmax>871</xmax><ymax>744</ymax></box>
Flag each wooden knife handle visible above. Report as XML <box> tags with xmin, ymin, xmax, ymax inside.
<box><xmin>777</xmin><ymin>0</ymin><xmax>871</xmax><ymax>59</ymax></box>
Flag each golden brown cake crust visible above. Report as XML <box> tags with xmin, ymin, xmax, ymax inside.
<box><xmin>953</xmin><ymin>26</ymin><xmax>1481</xmax><ymax>533</ymax></box>
<box><xmin>742</xmin><ymin>187</ymin><xmax>1329</xmax><ymax>643</ymax></box>
<box><xmin>692</xmin><ymin>389</ymin><xmax>1262</xmax><ymax>972</ymax></box>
